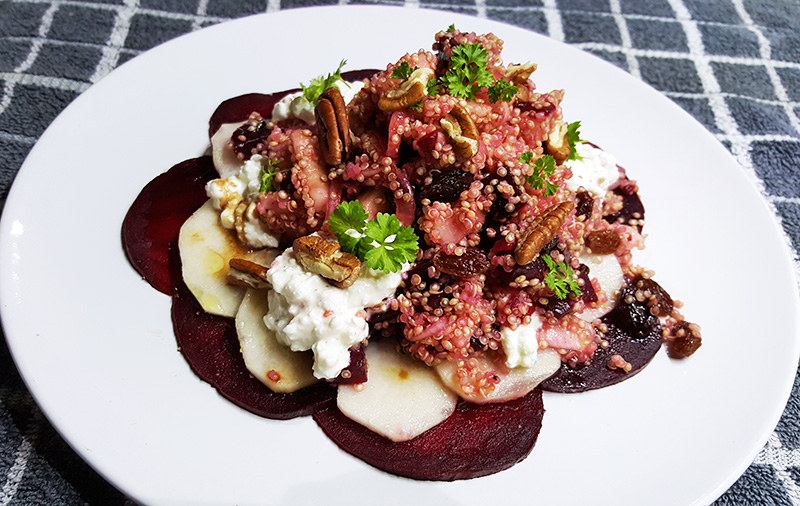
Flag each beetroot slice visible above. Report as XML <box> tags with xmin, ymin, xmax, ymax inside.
<box><xmin>208</xmin><ymin>69</ymin><xmax>381</xmax><ymax>137</ymax></box>
<box><xmin>171</xmin><ymin>280</ymin><xmax>335</xmax><ymax>419</ymax></box>
<box><xmin>313</xmin><ymin>388</ymin><xmax>545</xmax><ymax>481</ymax></box>
<box><xmin>122</xmin><ymin>156</ymin><xmax>217</xmax><ymax>295</ymax></box>
<box><xmin>541</xmin><ymin>321</ymin><xmax>662</xmax><ymax>393</ymax></box>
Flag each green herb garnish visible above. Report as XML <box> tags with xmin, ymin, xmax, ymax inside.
<box><xmin>259</xmin><ymin>158</ymin><xmax>287</xmax><ymax>193</ymax></box>
<box><xmin>391</xmin><ymin>61</ymin><xmax>418</xmax><ymax>81</ymax></box>
<box><xmin>566</xmin><ymin>121</ymin><xmax>583</xmax><ymax>161</ymax></box>
<box><xmin>519</xmin><ymin>152</ymin><xmax>559</xmax><ymax>196</ymax></box>
<box><xmin>442</xmin><ymin>43</ymin><xmax>495</xmax><ymax>101</ymax></box>
<box><xmin>447</xmin><ymin>24</ymin><xmax>456</xmax><ymax>32</ymax></box>
<box><xmin>300</xmin><ymin>59</ymin><xmax>348</xmax><ymax>103</ymax></box>
<box><xmin>426</xmin><ymin>77</ymin><xmax>440</xmax><ymax>96</ymax></box>
<box><xmin>328</xmin><ymin>201</ymin><xmax>419</xmax><ymax>273</ymax></box>
<box><xmin>542</xmin><ymin>254</ymin><xmax>581</xmax><ymax>300</ymax></box>
<box><xmin>487</xmin><ymin>77</ymin><xmax>518</xmax><ymax>104</ymax></box>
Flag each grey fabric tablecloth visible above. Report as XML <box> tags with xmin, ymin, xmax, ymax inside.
<box><xmin>1</xmin><ymin>0</ymin><xmax>799</xmax><ymax>504</ymax></box>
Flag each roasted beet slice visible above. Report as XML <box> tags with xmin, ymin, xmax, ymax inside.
<box><xmin>604</xmin><ymin>186</ymin><xmax>645</xmax><ymax>232</ymax></box>
<box><xmin>313</xmin><ymin>388</ymin><xmax>545</xmax><ymax>481</ymax></box>
<box><xmin>208</xmin><ymin>69</ymin><xmax>380</xmax><ymax>137</ymax></box>
<box><xmin>541</xmin><ymin>321</ymin><xmax>662</xmax><ymax>393</ymax></box>
<box><xmin>122</xmin><ymin>156</ymin><xmax>216</xmax><ymax>295</ymax></box>
<box><xmin>172</xmin><ymin>280</ymin><xmax>335</xmax><ymax>419</ymax></box>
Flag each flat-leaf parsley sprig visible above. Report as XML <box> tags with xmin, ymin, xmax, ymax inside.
<box><xmin>566</xmin><ymin>121</ymin><xmax>583</xmax><ymax>161</ymax></box>
<box><xmin>542</xmin><ymin>254</ymin><xmax>581</xmax><ymax>300</ymax></box>
<box><xmin>301</xmin><ymin>60</ymin><xmax>349</xmax><ymax>104</ymax></box>
<box><xmin>328</xmin><ymin>201</ymin><xmax>419</xmax><ymax>273</ymax></box>
<box><xmin>428</xmin><ymin>42</ymin><xmax>518</xmax><ymax>103</ymax></box>
<box><xmin>519</xmin><ymin>152</ymin><xmax>559</xmax><ymax>196</ymax></box>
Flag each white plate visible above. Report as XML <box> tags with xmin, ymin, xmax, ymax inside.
<box><xmin>1</xmin><ymin>6</ymin><xmax>797</xmax><ymax>506</ymax></box>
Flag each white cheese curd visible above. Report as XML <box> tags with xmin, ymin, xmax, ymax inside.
<box><xmin>271</xmin><ymin>80</ymin><xmax>366</xmax><ymax>125</ymax></box>
<box><xmin>205</xmin><ymin>154</ymin><xmax>279</xmax><ymax>249</ymax></box>
<box><xmin>501</xmin><ymin>313</ymin><xmax>544</xmax><ymax>369</ymax></box>
<box><xmin>564</xmin><ymin>143</ymin><xmax>620</xmax><ymax>197</ymax></box>
<box><xmin>263</xmin><ymin>248</ymin><xmax>403</xmax><ymax>379</ymax></box>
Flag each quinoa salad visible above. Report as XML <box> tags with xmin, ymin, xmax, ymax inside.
<box><xmin>122</xmin><ymin>26</ymin><xmax>701</xmax><ymax>480</ymax></box>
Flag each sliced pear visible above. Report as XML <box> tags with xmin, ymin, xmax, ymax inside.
<box><xmin>211</xmin><ymin>121</ymin><xmax>246</xmax><ymax>179</ymax></box>
<box><xmin>577</xmin><ymin>252</ymin><xmax>624</xmax><ymax>322</ymax></box>
<box><xmin>436</xmin><ymin>349</ymin><xmax>561</xmax><ymax>404</ymax></box>
<box><xmin>179</xmin><ymin>199</ymin><xmax>276</xmax><ymax>316</ymax></box>
<box><xmin>235</xmin><ymin>289</ymin><xmax>317</xmax><ymax>393</ymax></box>
<box><xmin>337</xmin><ymin>340</ymin><xmax>457</xmax><ymax>442</ymax></box>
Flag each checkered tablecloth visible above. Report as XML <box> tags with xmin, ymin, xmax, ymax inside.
<box><xmin>1</xmin><ymin>0</ymin><xmax>799</xmax><ymax>504</ymax></box>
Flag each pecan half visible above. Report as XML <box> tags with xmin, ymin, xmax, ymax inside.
<box><xmin>505</xmin><ymin>62</ymin><xmax>537</xmax><ymax>102</ymax></box>
<box><xmin>514</xmin><ymin>201</ymin><xmax>575</xmax><ymax>265</ymax></box>
<box><xmin>440</xmin><ymin>103</ymin><xmax>479</xmax><ymax>159</ymax></box>
<box><xmin>378</xmin><ymin>67</ymin><xmax>435</xmax><ymax>112</ymax></box>
<box><xmin>543</xmin><ymin>120</ymin><xmax>570</xmax><ymax>165</ymax></box>
<box><xmin>505</xmin><ymin>62</ymin><xmax>537</xmax><ymax>85</ymax></box>
<box><xmin>315</xmin><ymin>87</ymin><xmax>351</xmax><ymax>166</ymax></box>
<box><xmin>293</xmin><ymin>235</ymin><xmax>361</xmax><ymax>288</ymax></box>
<box><xmin>227</xmin><ymin>258</ymin><xmax>271</xmax><ymax>289</ymax></box>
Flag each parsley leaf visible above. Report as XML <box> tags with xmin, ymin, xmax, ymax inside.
<box><xmin>442</xmin><ymin>43</ymin><xmax>495</xmax><ymax>100</ymax></box>
<box><xmin>408</xmin><ymin>102</ymin><xmax>424</xmax><ymax>111</ymax></box>
<box><xmin>301</xmin><ymin>59</ymin><xmax>348</xmax><ymax>104</ymax></box>
<box><xmin>327</xmin><ymin>200</ymin><xmax>369</xmax><ymax>255</ymax></box>
<box><xmin>259</xmin><ymin>158</ymin><xmax>286</xmax><ymax>193</ymax></box>
<box><xmin>566</xmin><ymin>121</ymin><xmax>583</xmax><ymax>161</ymax></box>
<box><xmin>487</xmin><ymin>77</ymin><xmax>518</xmax><ymax>103</ymax></box>
<box><xmin>328</xmin><ymin>202</ymin><xmax>420</xmax><ymax>273</ymax></box>
<box><xmin>391</xmin><ymin>61</ymin><xmax>418</xmax><ymax>81</ymax></box>
<box><xmin>426</xmin><ymin>77</ymin><xmax>440</xmax><ymax>96</ymax></box>
<box><xmin>542</xmin><ymin>254</ymin><xmax>580</xmax><ymax>300</ymax></box>
<box><xmin>520</xmin><ymin>152</ymin><xmax>559</xmax><ymax>196</ymax></box>
<box><xmin>363</xmin><ymin>213</ymin><xmax>420</xmax><ymax>272</ymax></box>
<box><xmin>447</xmin><ymin>24</ymin><xmax>456</xmax><ymax>32</ymax></box>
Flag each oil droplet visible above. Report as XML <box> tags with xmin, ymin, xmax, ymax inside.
<box><xmin>204</xmin><ymin>250</ymin><xmax>225</xmax><ymax>274</ymax></box>
<box><xmin>398</xmin><ymin>369</ymin><xmax>409</xmax><ymax>380</ymax></box>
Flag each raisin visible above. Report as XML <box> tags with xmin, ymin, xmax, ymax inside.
<box><xmin>418</xmin><ymin>169</ymin><xmax>474</xmax><ymax>204</ymax></box>
<box><xmin>606</xmin><ymin>284</ymin><xmax>659</xmax><ymax>339</ymax></box>
<box><xmin>585</xmin><ymin>229</ymin><xmax>621</xmax><ymax>255</ymax></box>
<box><xmin>631</xmin><ymin>275</ymin><xmax>673</xmax><ymax>317</ymax></box>
<box><xmin>575</xmin><ymin>190</ymin><xmax>593</xmax><ymax>219</ymax></box>
<box><xmin>667</xmin><ymin>322</ymin><xmax>702</xmax><ymax>358</ymax></box>
<box><xmin>433</xmin><ymin>248</ymin><xmax>490</xmax><ymax>278</ymax></box>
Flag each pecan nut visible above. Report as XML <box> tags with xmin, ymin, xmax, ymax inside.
<box><xmin>505</xmin><ymin>62</ymin><xmax>537</xmax><ymax>102</ymax></box>
<box><xmin>293</xmin><ymin>235</ymin><xmax>361</xmax><ymax>288</ymax></box>
<box><xmin>315</xmin><ymin>87</ymin><xmax>351</xmax><ymax>166</ymax></box>
<box><xmin>440</xmin><ymin>103</ymin><xmax>479</xmax><ymax>159</ymax></box>
<box><xmin>543</xmin><ymin>120</ymin><xmax>570</xmax><ymax>165</ymax></box>
<box><xmin>378</xmin><ymin>67</ymin><xmax>435</xmax><ymax>112</ymax></box>
<box><xmin>227</xmin><ymin>258</ymin><xmax>272</xmax><ymax>289</ymax></box>
<box><xmin>514</xmin><ymin>201</ymin><xmax>575</xmax><ymax>265</ymax></box>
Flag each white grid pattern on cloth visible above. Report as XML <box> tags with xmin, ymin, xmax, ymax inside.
<box><xmin>1</xmin><ymin>1</ymin><xmax>799</xmax><ymax>504</ymax></box>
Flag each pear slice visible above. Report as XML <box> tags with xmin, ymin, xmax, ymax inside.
<box><xmin>436</xmin><ymin>349</ymin><xmax>561</xmax><ymax>404</ymax></box>
<box><xmin>337</xmin><ymin>340</ymin><xmax>457</xmax><ymax>442</ymax></box>
<box><xmin>577</xmin><ymin>252</ymin><xmax>624</xmax><ymax>322</ymax></box>
<box><xmin>235</xmin><ymin>289</ymin><xmax>317</xmax><ymax>393</ymax></box>
<box><xmin>179</xmin><ymin>199</ymin><xmax>276</xmax><ymax>317</ymax></box>
<box><xmin>211</xmin><ymin>121</ymin><xmax>246</xmax><ymax>179</ymax></box>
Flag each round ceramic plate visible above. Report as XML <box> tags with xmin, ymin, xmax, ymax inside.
<box><xmin>1</xmin><ymin>6</ymin><xmax>797</xmax><ymax>506</ymax></box>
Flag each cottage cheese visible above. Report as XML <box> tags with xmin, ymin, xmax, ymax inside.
<box><xmin>271</xmin><ymin>80</ymin><xmax>366</xmax><ymax>125</ymax></box>
<box><xmin>205</xmin><ymin>154</ymin><xmax>279</xmax><ymax>249</ymax></box>
<box><xmin>501</xmin><ymin>314</ymin><xmax>544</xmax><ymax>369</ymax></box>
<box><xmin>263</xmin><ymin>248</ymin><xmax>403</xmax><ymax>379</ymax></box>
<box><xmin>564</xmin><ymin>143</ymin><xmax>620</xmax><ymax>197</ymax></box>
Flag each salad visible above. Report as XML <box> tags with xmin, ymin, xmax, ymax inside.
<box><xmin>122</xmin><ymin>26</ymin><xmax>701</xmax><ymax>480</ymax></box>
